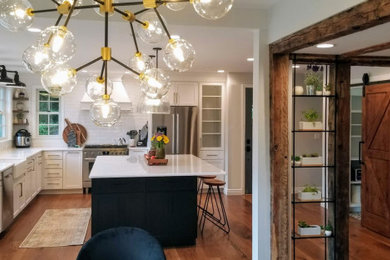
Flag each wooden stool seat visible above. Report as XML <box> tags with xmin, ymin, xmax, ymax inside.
<box><xmin>199</xmin><ymin>175</ymin><xmax>217</xmax><ymax>179</ymax></box>
<box><xmin>203</xmin><ymin>178</ymin><xmax>225</xmax><ymax>186</ymax></box>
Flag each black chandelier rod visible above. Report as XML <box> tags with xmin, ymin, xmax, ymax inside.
<box><xmin>135</xmin><ymin>9</ymin><xmax>148</xmax><ymax>15</ymax></box>
<box><xmin>129</xmin><ymin>22</ymin><xmax>139</xmax><ymax>53</ymax></box>
<box><xmin>75</xmin><ymin>57</ymin><xmax>102</xmax><ymax>72</ymax></box>
<box><xmin>111</xmin><ymin>57</ymin><xmax>140</xmax><ymax>75</ymax></box>
<box><xmin>51</xmin><ymin>0</ymin><xmax>60</xmax><ymax>6</ymax></box>
<box><xmin>100</xmin><ymin>61</ymin><xmax>106</xmax><ymax>79</ymax></box>
<box><xmin>158</xmin><ymin>0</ymin><xmax>190</xmax><ymax>2</ymax></box>
<box><xmin>63</xmin><ymin>0</ymin><xmax>78</xmax><ymax>27</ymax></box>
<box><xmin>54</xmin><ymin>14</ymin><xmax>63</xmax><ymax>26</ymax></box>
<box><xmin>112</xmin><ymin>2</ymin><xmax>144</xmax><ymax>6</ymax></box>
<box><xmin>153</xmin><ymin>8</ymin><xmax>171</xmax><ymax>39</ymax></box>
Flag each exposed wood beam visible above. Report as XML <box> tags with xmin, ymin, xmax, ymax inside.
<box><xmin>342</xmin><ymin>41</ymin><xmax>390</xmax><ymax>57</ymax></box>
<box><xmin>290</xmin><ymin>54</ymin><xmax>390</xmax><ymax>67</ymax></box>
<box><xmin>289</xmin><ymin>53</ymin><xmax>337</xmax><ymax>64</ymax></box>
<box><xmin>270</xmin><ymin>0</ymin><xmax>390</xmax><ymax>54</ymax></box>
<box><xmin>346</xmin><ymin>56</ymin><xmax>390</xmax><ymax>66</ymax></box>
<box><xmin>270</xmin><ymin>53</ymin><xmax>290</xmax><ymax>260</ymax></box>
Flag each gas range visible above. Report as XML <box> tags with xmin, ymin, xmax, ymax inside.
<box><xmin>82</xmin><ymin>144</ymin><xmax>129</xmax><ymax>192</ymax></box>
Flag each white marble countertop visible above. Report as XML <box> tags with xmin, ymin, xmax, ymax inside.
<box><xmin>90</xmin><ymin>154</ymin><xmax>226</xmax><ymax>178</ymax></box>
<box><xmin>0</xmin><ymin>162</ymin><xmax>14</xmax><ymax>173</ymax></box>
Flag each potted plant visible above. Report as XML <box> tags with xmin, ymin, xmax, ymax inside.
<box><xmin>299</xmin><ymin>109</ymin><xmax>323</xmax><ymax>130</ymax></box>
<box><xmin>324</xmin><ymin>84</ymin><xmax>332</xmax><ymax>95</ymax></box>
<box><xmin>291</xmin><ymin>155</ymin><xmax>302</xmax><ymax>166</ymax></box>
<box><xmin>295</xmin><ymin>85</ymin><xmax>304</xmax><ymax>95</ymax></box>
<box><xmin>151</xmin><ymin>133</ymin><xmax>170</xmax><ymax>159</ymax></box>
<box><xmin>298</xmin><ymin>185</ymin><xmax>321</xmax><ymax>200</ymax></box>
<box><xmin>301</xmin><ymin>153</ymin><xmax>323</xmax><ymax>166</ymax></box>
<box><xmin>321</xmin><ymin>223</ymin><xmax>333</xmax><ymax>236</ymax></box>
<box><xmin>315</xmin><ymin>85</ymin><xmax>323</xmax><ymax>96</ymax></box>
<box><xmin>304</xmin><ymin>71</ymin><xmax>322</xmax><ymax>95</ymax></box>
<box><xmin>297</xmin><ymin>221</ymin><xmax>321</xmax><ymax>236</ymax></box>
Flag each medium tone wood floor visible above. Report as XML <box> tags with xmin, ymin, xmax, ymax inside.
<box><xmin>1</xmin><ymin>195</ymin><xmax>389</xmax><ymax>259</ymax></box>
<box><xmin>0</xmin><ymin>194</ymin><xmax>252</xmax><ymax>260</ymax></box>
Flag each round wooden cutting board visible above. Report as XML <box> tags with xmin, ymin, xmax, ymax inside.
<box><xmin>62</xmin><ymin>123</ymin><xmax>88</xmax><ymax>146</ymax></box>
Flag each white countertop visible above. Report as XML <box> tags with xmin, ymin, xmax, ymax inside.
<box><xmin>0</xmin><ymin>147</ymin><xmax>83</xmax><ymax>171</ymax></box>
<box><xmin>90</xmin><ymin>154</ymin><xmax>225</xmax><ymax>178</ymax></box>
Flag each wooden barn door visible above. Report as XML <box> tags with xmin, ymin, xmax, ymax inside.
<box><xmin>362</xmin><ymin>83</ymin><xmax>390</xmax><ymax>237</ymax></box>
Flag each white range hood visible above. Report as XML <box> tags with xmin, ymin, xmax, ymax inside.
<box><xmin>80</xmin><ymin>81</ymin><xmax>133</xmax><ymax>111</ymax></box>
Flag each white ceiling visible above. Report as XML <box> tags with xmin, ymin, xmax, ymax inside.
<box><xmin>295</xmin><ymin>22</ymin><xmax>390</xmax><ymax>55</ymax></box>
<box><xmin>0</xmin><ymin>1</ymin><xmax>255</xmax><ymax>74</ymax></box>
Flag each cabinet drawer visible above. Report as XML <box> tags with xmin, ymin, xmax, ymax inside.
<box><xmin>44</xmin><ymin>152</ymin><xmax>63</xmax><ymax>160</ymax></box>
<box><xmin>44</xmin><ymin>168</ymin><xmax>63</xmax><ymax>178</ymax></box>
<box><xmin>44</xmin><ymin>160</ymin><xmax>63</xmax><ymax>169</ymax></box>
<box><xmin>199</xmin><ymin>150</ymin><xmax>224</xmax><ymax>160</ymax></box>
<box><xmin>43</xmin><ymin>178</ymin><xmax>63</xmax><ymax>190</ymax></box>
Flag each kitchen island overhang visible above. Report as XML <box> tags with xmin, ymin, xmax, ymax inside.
<box><xmin>90</xmin><ymin>154</ymin><xmax>226</xmax><ymax>247</ymax></box>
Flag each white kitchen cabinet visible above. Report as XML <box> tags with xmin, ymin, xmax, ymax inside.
<box><xmin>36</xmin><ymin>153</ymin><xmax>42</xmax><ymax>193</ymax></box>
<box><xmin>63</xmin><ymin>151</ymin><xmax>82</xmax><ymax>189</ymax></box>
<box><xmin>43</xmin><ymin>151</ymin><xmax>63</xmax><ymax>190</ymax></box>
<box><xmin>13</xmin><ymin>174</ymin><xmax>26</xmax><ymax>217</ymax></box>
<box><xmin>169</xmin><ymin>82</ymin><xmax>199</xmax><ymax>106</ymax></box>
<box><xmin>0</xmin><ymin>178</ymin><xmax>2</xmax><ymax>231</ymax></box>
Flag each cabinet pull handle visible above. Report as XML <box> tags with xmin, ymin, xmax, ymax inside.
<box><xmin>207</xmin><ymin>154</ymin><xmax>218</xmax><ymax>157</ymax></box>
<box><xmin>20</xmin><ymin>183</ymin><xmax>23</xmax><ymax>198</ymax></box>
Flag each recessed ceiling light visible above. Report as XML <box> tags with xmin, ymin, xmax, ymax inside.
<box><xmin>217</xmin><ymin>70</ymin><xmax>225</xmax><ymax>73</ymax></box>
<box><xmin>81</xmin><ymin>70</ymin><xmax>88</xmax><ymax>73</ymax></box>
<box><xmin>316</xmin><ymin>43</ymin><xmax>334</xmax><ymax>49</ymax></box>
<box><xmin>247</xmin><ymin>58</ymin><xmax>254</xmax><ymax>62</ymax></box>
<box><xmin>27</xmin><ymin>27</ymin><xmax>41</xmax><ymax>33</ymax></box>
<box><xmin>125</xmin><ymin>71</ymin><xmax>131</xmax><ymax>74</ymax></box>
<box><xmin>292</xmin><ymin>65</ymin><xmax>300</xmax><ymax>68</ymax></box>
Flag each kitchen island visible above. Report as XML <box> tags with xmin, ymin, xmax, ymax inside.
<box><xmin>89</xmin><ymin>154</ymin><xmax>225</xmax><ymax>246</ymax></box>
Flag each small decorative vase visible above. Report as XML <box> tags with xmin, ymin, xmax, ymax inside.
<box><xmin>315</xmin><ymin>90</ymin><xmax>323</xmax><ymax>96</ymax></box>
<box><xmin>306</xmin><ymin>85</ymin><xmax>315</xmax><ymax>95</ymax></box>
<box><xmin>148</xmin><ymin>148</ymin><xmax>156</xmax><ymax>157</ymax></box>
<box><xmin>325</xmin><ymin>230</ymin><xmax>332</xmax><ymax>236</ymax></box>
<box><xmin>295</xmin><ymin>86</ymin><xmax>304</xmax><ymax>95</ymax></box>
<box><xmin>156</xmin><ymin>146</ymin><xmax>166</xmax><ymax>159</ymax></box>
<box><xmin>324</xmin><ymin>90</ymin><xmax>331</xmax><ymax>96</ymax></box>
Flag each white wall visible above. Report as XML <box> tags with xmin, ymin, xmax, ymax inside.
<box><xmin>226</xmin><ymin>72</ymin><xmax>253</xmax><ymax>194</ymax></box>
<box><xmin>16</xmin><ymin>71</ymin><xmax>226</xmax><ymax>147</ymax></box>
<box><xmin>267</xmin><ymin>0</ymin><xmax>366</xmax><ymax>43</ymax></box>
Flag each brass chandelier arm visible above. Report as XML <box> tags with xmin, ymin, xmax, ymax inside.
<box><xmin>129</xmin><ymin>22</ymin><xmax>140</xmax><ymax>53</ymax></box>
<box><xmin>63</xmin><ymin>0</ymin><xmax>78</xmax><ymax>27</ymax></box>
<box><xmin>111</xmin><ymin>57</ymin><xmax>140</xmax><ymax>76</ymax></box>
<box><xmin>153</xmin><ymin>8</ymin><xmax>171</xmax><ymax>39</ymax></box>
<box><xmin>75</xmin><ymin>57</ymin><xmax>103</xmax><ymax>72</ymax></box>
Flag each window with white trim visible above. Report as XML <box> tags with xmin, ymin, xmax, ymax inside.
<box><xmin>0</xmin><ymin>87</ymin><xmax>6</xmax><ymax>139</ymax></box>
<box><xmin>37</xmin><ymin>90</ymin><xmax>60</xmax><ymax>136</ymax></box>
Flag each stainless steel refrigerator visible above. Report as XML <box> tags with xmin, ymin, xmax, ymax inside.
<box><xmin>152</xmin><ymin>106</ymin><xmax>198</xmax><ymax>155</ymax></box>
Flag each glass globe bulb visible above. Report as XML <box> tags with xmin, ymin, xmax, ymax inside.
<box><xmin>41</xmin><ymin>64</ymin><xmax>77</xmax><ymax>97</ymax></box>
<box><xmin>138</xmin><ymin>94</ymin><xmax>171</xmax><ymax>114</ymax></box>
<box><xmin>90</xmin><ymin>98</ymin><xmax>121</xmax><ymax>127</ymax></box>
<box><xmin>166</xmin><ymin>2</ymin><xmax>186</xmax><ymax>11</ymax></box>
<box><xmin>92</xmin><ymin>0</ymin><xmax>115</xmax><ymax>17</ymax></box>
<box><xmin>129</xmin><ymin>53</ymin><xmax>152</xmax><ymax>78</ymax></box>
<box><xmin>140</xmin><ymin>68</ymin><xmax>170</xmax><ymax>99</ymax></box>
<box><xmin>85</xmin><ymin>75</ymin><xmax>113</xmax><ymax>100</ymax></box>
<box><xmin>22</xmin><ymin>44</ymin><xmax>52</xmax><ymax>73</ymax></box>
<box><xmin>192</xmin><ymin>0</ymin><xmax>234</xmax><ymax>20</ymax></box>
<box><xmin>60</xmin><ymin>0</ymin><xmax>84</xmax><ymax>16</ymax></box>
<box><xmin>39</xmin><ymin>26</ymin><xmax>76</xmax><ymax>64</ymax></box>
<box><xmin>163</xmin><ymin>37</ymin><xmax>195</xmax><ymax>72</ymax></box>
<box><xmin>136</xmin><ymin>11</ymin><xmax>166</xmax><ymax>45</ymax></box>
<box><xmin>0</xmin><ymin>0</ymin><xmax>34</xmax><ymax>32</ymax></box>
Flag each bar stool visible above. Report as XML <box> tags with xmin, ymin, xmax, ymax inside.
<box><xmin>199</xmin><ymin>178</ymin><xmax>230</xmax><ymax>234</ymax></box>
<box><xmin>197</xmin><ymin>175</ymin><xmax>217</xmax><ymax>218</ymax></box>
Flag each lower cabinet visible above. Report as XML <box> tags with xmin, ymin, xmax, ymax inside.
<box><xmin>63</xmin><ymin>151</ymin><xmax>82</xmax><ymax>189</ymax></box>
<box><xmin>199</xmin><ymin>150</ymin><xmax>225</xmax><ymax>181</ymax></box>
<box><xmin>13</xmin><ymin>173</ymin><xmax>26</xmax><ymax>217</ymax></box>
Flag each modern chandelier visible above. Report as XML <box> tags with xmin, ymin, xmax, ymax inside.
<box><xmin>0</xmin><ymin>0</ymin><xmax>234</xmax><ymax>127</ymax></box>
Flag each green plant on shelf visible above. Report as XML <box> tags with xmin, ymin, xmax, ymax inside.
<box><xmin>302</xmin><ymin>109</ymin><xmax>319</xmax><ymax>122</ymax></box>
<box><xmin>325</xmin><ymin>84</ymin><xmax>332</xmax><ymax>91</ymax></box>
<box><xmin>298</xmin><ymin>221</ymin><xmax>310</xmax><ymax>228</ymax></box>
<box><xmin>320</xmin><ymin>223</ymin><xmax>333</xmax><ymax>231</ymax></box>
<box><xmin>316</xmin><ymin>85</ymin><xmax>323</xmax><ymax>91</ymax></box>
<box><xmin>302</xmin><ymin>185</ymin><xmax>319</xmax><ymax>193</ymax></box>
<box><xmin>304</xmin><ymin>71</ymin><xmax>322</xmax><ymax>89</ymax></box>
<box><xmin>291</xmin><ymin>156</ymin><xmax>301</xmax><ymax>161</ymax></box>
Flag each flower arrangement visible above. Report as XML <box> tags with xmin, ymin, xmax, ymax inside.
<box><xmin>151</xmin><ymin>133</ymin><xmax>170</xmax><ymax>148</ymax></box>
<box><xmin>151</xmin><ymin>133</ymin><xmax>170</xmax><ymax>159</ymax></box>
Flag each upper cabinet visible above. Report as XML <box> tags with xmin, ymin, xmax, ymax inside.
<box><xmin>168</xmin><ymin>82</ymin><xmax>199</xmax><ymax>106</ymax></box>
<box><xmin>199</xmin><ymin>83</ymin><xmax>224</xmax><ymax>150</ymax></box>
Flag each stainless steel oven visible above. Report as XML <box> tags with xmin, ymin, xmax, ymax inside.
<box><xmin>82</xmin><ymin>145</ymin><xmax>129</xmax><ymax>193</ymax></box>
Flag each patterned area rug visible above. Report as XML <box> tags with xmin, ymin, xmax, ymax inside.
<box><xmin>20</xmin><ymin>208</ymin><xmax>91</xmax><ymax>248</ymax></box>
<box><xmin>350</xmin><ymin>212</ymin><xmax>361</xmax><ymax>220</ymax></box>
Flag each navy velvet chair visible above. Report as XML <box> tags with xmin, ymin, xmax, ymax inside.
<box><xmin>76</xmin><ymin>227</ymin><xmax>166</xmax><ymax>260</ymax></box>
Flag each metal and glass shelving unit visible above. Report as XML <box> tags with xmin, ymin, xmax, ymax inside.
<box><xmin>291</xmin><ymin>58</ymin><xmax>337</xmax><ymax>259</ymax></box>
